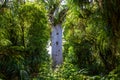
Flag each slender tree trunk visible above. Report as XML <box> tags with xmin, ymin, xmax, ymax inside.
<box><xmin>21</xmin><ymin>25</ymin><xmax>25</xmax><ymax>47</ymax></box>
<box><xmin>51</xmin><ymin>24</ymin><xmax>63</xmax><ymax>69</ymax></box>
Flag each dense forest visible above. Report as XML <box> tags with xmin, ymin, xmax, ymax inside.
<box><xmin>0</xmin><ymin>0</ymin><xmax>120</xmax><ymax>80</ymax></box>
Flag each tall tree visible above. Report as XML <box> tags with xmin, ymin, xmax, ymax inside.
<box><xmin>44</xmin><ymin>0</ymin><xmax>68</xmax><ymax>69</ymax></box>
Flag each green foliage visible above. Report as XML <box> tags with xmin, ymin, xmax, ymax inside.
<box><xmin>0</xmin><ymin>1</ymin><xmax>50</xmax><ymax>79</ymax></box>
<box><xmin>64</xmin><ymin>0</ymin><xmax>120</xmax><ymax>77</ymax></box>
<box><xmin>35</xmin><ymin>62</ymin><xmax>103</xmax><ymax>80</ymax></box>
<box><xmin>44</xmin><ymin>0</ymin><xmax>68</xmax><ymax>26</ymax></box>
<box><xmin>0</xmin><ymin>0</ymin><xmax>120</xmax><ymax>80</ymax></box>
<box><xmin>32</xmin><ymin>62</ymin><xmax>120</xmax><ymax>80</ymax></box>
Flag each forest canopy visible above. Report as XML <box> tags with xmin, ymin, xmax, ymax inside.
<box><xmin>0</xmin><ymin>0</ymin><xmax>120</xmax><ymax>80</ymax></box>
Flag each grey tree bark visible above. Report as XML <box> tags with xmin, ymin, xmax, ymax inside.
<box><xmin>46</xmin><ymin>0</ymin><xmax>68</xmax><ymax>69</ymax></box>
<box><xmin>51</xmin><ymin>24</ymin><xmax>63</xmax><ymax>69</ymax></box>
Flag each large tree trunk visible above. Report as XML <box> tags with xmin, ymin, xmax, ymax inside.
<box><xmin>51</xmin><ymin>24</ymin><xmax>63</xmax><ymax>69</ymax></box>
